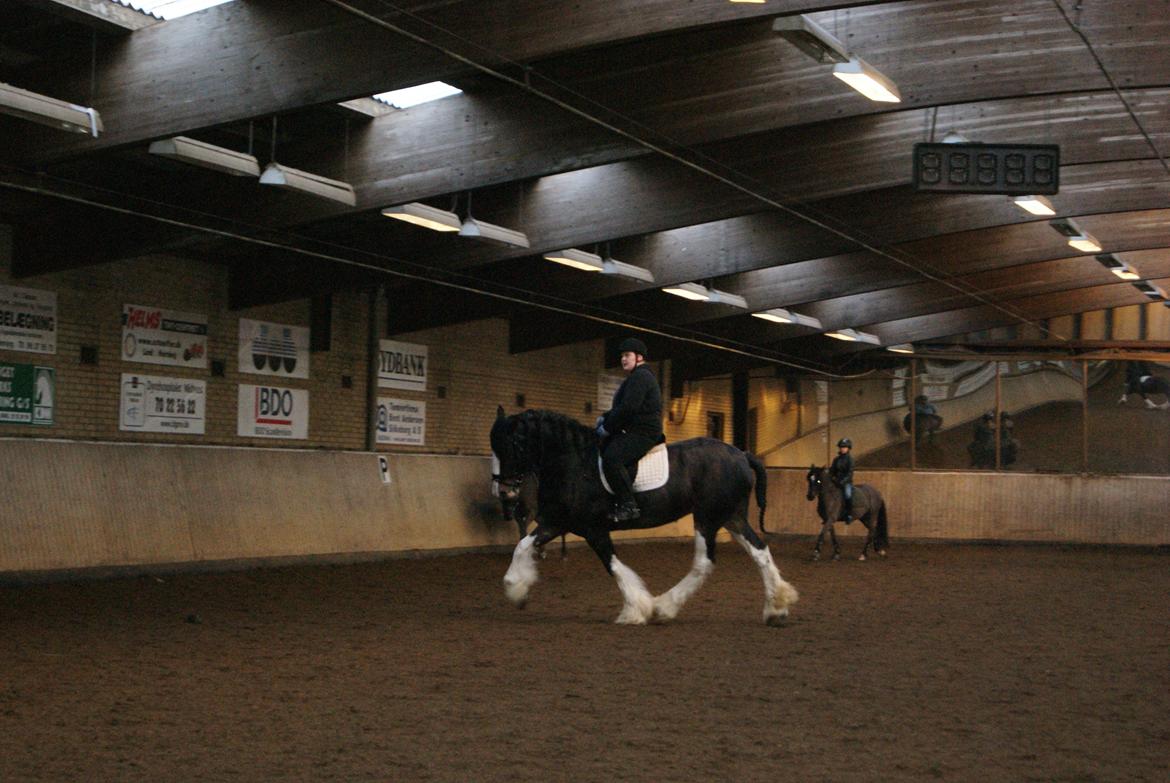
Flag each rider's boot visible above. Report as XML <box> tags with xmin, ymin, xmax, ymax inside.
<box><xmin>609</xmin><ymin>496</ymin><xmax>641</xmax><ymax>523</ymax></box>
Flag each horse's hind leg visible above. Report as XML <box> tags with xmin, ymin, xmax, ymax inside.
<box><xmin>727</xmin><ymin>520</ymin><xmax>799</xmax><ymax>626</ymax></box>
<box><xmin>651</xmin><ymin>528</ymin><xmax>716</xmax><ymax>624</ymax></box>
<box><xmin>859</xmin><ymin>519</ymin><xmax>873</xmax><ymax>561</ymax></box>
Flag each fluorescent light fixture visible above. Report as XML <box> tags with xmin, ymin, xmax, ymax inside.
<box><xmin>114</xmin><ymin>1</ymin><xmax>235</xmax><ymax>20</ymax></box>
<box><xmin>826</xmin><ymin>328</ymin><xmax>881</xmax><ymax>345</ymax></box>
<box><xmin>373</xmin><ymin>81</ymin><xmax>462</xmax><ymax>109</ymax></box>
<box><xmin>941</xmin><ymin>131</ymin><xmax>971</xmax><ymax>144</ymax></box>
<box><xmin>753</xmin><ymin>308</ymin><xmax>823</xmax><ymax>329</ymax></box>
<box><xmin>1068</xmin><ymin>233</ymin><xmax>1102</xmax><ymax>253</ymax></box>
<box><xmin>772</xmin><ymin>15</ymin><xmax>850</xmax><ymax>63</ymax></box>
<box><xmin>602</xmin><ymin>258</ymin><xmax>655</xmax><ymax>284</ymax></box>
<box><xmin>662</xmin><ymin>282</ymin><xmax>711</xmax><ymax>301</ymax></box>
<box><xmin>381</xmin><ymin>202</ymin><xmax>461</xmax><ymax>232</ymax></box>
<box><xmin>543</xmin><ymin>248</ymin><xmax>604</xmax><ymax>272</ymax></box>
<box><xmin>832</xmin><ymin>57</ymin><xmax>901</xmax><ymax>103</ymax></box>
<box><xmin>887</xmin><ymin>344</ymin><xmax>914</xmax><ymax>354</ymax></box>
<box><xmin>0</xmin><ymin>82</ymin><xmax>102</xmax><ymax>137</ymax></box>
<box><xmin>1014</xmin><ymin>195</ymin><xmax>1055</xmax><ymax>216</ymax></box>
<box><xmin>259</xmin><ymin>162</ymin><xmax>356</xmax><ymax>206</ymax></box>
<box><xmin>148</xmin><ymin>136</ymin><xmax>259</xmax><ymax>177</ymax></box>
<box><xmin>706</xmin><ymin>288</ymin><xmax>749</xmax><ymax>309</ymax></box>
<box><xmin>1134</xmin><ymin>281</ymin><xmax>1166</xmax><ymax>299</ymax></box>
<box><xmin>458</xmin><ymin>217</ymin><xmax>530</xmax><ymax>248</ymax></box>
<box><xmin>1096</xmin><ymin>253</ymin><xmax>1141</xmax><ymax>281</ymax></box>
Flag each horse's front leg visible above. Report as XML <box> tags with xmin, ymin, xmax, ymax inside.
<box><xmin>813</xmin><ymin>522</ymin><xmax>828</xmax><ymax>561</ymax></box>
<box><xmin>503</xmin><ymin>523</ymin><xmax>561</xmax><ymax>608</ymax></box>
<box><xmin>829</xmin><ymin>523</ymin><xmax>841</xmax><ymax>561</ymax></box>
<box><xmin>584</xmin><ymin>528</ymin><xmax>654</xmax><ymax>625</ymax></box>
<box><xmin>859</xmin><ymin>518</ymin><xmax>874</xmax><ymax>561</ymax></box>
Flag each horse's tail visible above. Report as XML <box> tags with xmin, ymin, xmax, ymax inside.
<box><xmin>745</xmin><ymin>452</ymin><xmax>769</xmax><ymax>533</ymax></box>
<box><xmin>875</xmin><ymin>499</ymin><xmax>890</xmax><ymax>551</ymax></box>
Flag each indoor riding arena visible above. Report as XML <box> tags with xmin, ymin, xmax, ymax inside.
<box><xmin>2</xmin><ymin>2</ymin><xmax>1168</xmax><ymax>781</ymax></box>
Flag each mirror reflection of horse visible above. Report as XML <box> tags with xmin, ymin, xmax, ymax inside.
<box><xmin>491</xmin><ymin>407</ymin><xmax>798</xmax><ymax>625</ymax></box>
<box><xmin>1120</xmin><ymin>374</ymin><xmax>1170</xmax><ymax>410</ymax></box>
<box><xmin>903</xmin><ymin>411</ymin><xmax>943</xmax><ymax>442</ymax></box>
<box><xmin>805</xmin><ymin>466</ymin><xmax>889</xmax><ymax>561</ymax></box>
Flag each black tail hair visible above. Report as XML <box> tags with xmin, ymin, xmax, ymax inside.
<box><xmin>745</xmin><ymin>452</ymin><xmax>769</xmax><ymax>533</ymax></box>
<box><xmin>875</xmin><ymin>500</ymin><xmax>890</xmax><ymax>551</ymax></box>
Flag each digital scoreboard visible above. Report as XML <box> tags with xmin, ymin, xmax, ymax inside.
<box><xmin>912</xmin><ymin>143</ymin><xmax>1059</xmax><ymax>195</ymax></box>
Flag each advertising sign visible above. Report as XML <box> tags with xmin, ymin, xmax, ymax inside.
<box><xmin>377</xmin><ymin>340</ymin><xmax>427</xmax><ymax>391</ymax></box>
<box><xmin>237</xmin><ymin>383</ymin><xmax>309</xmax><ymax>439</ymax></box>
<box><xmin>122</xmin><ymin>304</ymin><xmax>208</xmax><ymax>368</ymax></box>
<box><xmin>376</xmin><ymin>397</ymin><xmax>426</xmax><ymax>445</ymax></box>
<box><xmin>0</xmin><ymin>285</ymin><xmax>57</xmax><ymax>354</ymax></box>
<box><xmin>119</xmin><ymin>374</ymin><xmax>206</xmax><ymax>434</ymax></box>
<box><xmin>0</xmin><ymin>362</ymin><xmax>54</xmax><ymax>425</ymax></box>
<box><xmin>238</xmin><ymin>318</ymin><xmax>310</xmax><ymax>379</ymax></box>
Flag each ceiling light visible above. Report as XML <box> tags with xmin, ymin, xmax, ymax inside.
<box><xmin>381</xmin><ymin>202</ymin><xmax>461</xmax><ymax>232</ymax></box>
<box><xmin>1134</xmin><ymin>281</ymin><xmax>1166</xmax><ymax>299</ymax></box>
<box><xmin>1013</xmin><ymin>195</ymin><xmax>1055</xmax><ymax>216</ymax></box>
<box><xmin>543</xmin><ymin>248</ymin><xmax>604</xmax><ymax>272</ymax></box>
<box><xmin>772</xmin><ymin>15</ymin><xmax>850</xmax><ymax>63</ymax></box>
<box><xmin>459</xmin><ymin>217</ymin><xmax>530</xmax><ymax>248</ymax></box>
<box><xmin>259</xmin><ymin>163</ymin><xmax>356</xmax><ymax>206</ymax></box>
<box><xmin>602</xmin><ymin>258</ymin><xmax>655</xmax><ymax>284</ymax></box>
<box><xmin>148</xmin><ymin>136</ymin><xmax>260</xmax><ymax>177</ymax></box>
<box><xmin>826</xmin><ymin>328</ymin><xmax>881</xmax><ymax>345</ymax></box>
<box><xmin>832</xmin><ymin>58</ymin><xmax>901</xmax><ymax>103</ymax></box>
<box><xmin>941</xmin><ymin>131</ymin><xmax>971</xmax><ymax>144</ymax></box>
<box><xmin>751</xmin><ymin>308</ymin><xmax>822</xmax><ymax>328</ymax></box>
<box><xmin>373</xmin><ymin>81</ymin><xmax>462</xmax><ymax>109</ymax></box>
<box><xmin>707</xmin><ymin>288</ymin><xmax>749</xmax><ymax>309</ymax></box>
<box><xmin>887</xmin><ymin>344</ymin><xmax>914</xmax><ymax>354</ymax></box>
<box><xmin>1068</xmin><ymin>233</ymin><xmax>1102</xmax><ymax>253</ymax></box>
<box><xmin>0</xmin><ymin>82</ymin><xmax>102</xmax><ymax>137</ymax></box>
<box><xmin>662</xmin><ymin>282</ymin><xmax>711</xmax><ymax>301</ymax></box>
<box><xmin>1096</xmin><ymin>253</ymin><xmax>1142</xmax><ymax>281</ymax></box>
<box><xmin>113</xmin><ymin>1</ymin><xmax>235</xmax><ymax>19</ymax></box>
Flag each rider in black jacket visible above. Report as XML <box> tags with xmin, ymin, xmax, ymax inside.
<box><xmin>829</xmin><ymin>438</ymin><xmax>855</xmax><ymax>522</ymax></box>
<box><xmin>597</xmin><ymin>337</ymin><xmax>663</xmax><ymax>522</ymax></box>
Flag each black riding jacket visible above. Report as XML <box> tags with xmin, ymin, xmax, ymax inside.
<box><xmin>602</xmin><ymin>364</ymin><xmax>663</xmax><ymax>440</ymax></box>
<box><xmin>829</xmin><ymin>452</ymin><xmax>854</xmax><ymax>486</ymax></box>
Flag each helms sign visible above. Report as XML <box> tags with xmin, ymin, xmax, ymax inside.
<box><xmin>378</xmin><ymin>339</ymin><xmax>427</xmax><ymax>392</ymax></box>
<box><xmin>237</xmin><ymin>383</ymin><xmax>309</xmax><ymax>439</ymax></box>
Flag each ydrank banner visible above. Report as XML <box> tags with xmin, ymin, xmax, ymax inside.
<box><xmin>122</xmin><ymin>304</ymin><xmax>208</xmax><ymax>368</ymax></box>
<box><xmin>238</xmin><ymin>318</ymin><xmax>310</xmax><ymax>379</ymax></box>
<box><xmin>119</xmin><ymin>374</ymin><xmax>206</xmax><ymax>434</ymax></box>
<box><xmin>376</xmin><ymin>397</ymin><xmax>426</xmax><ymax>445</ymax></box>
<box><xmin>237</xmin><ymin>383</ymin><xmax>309</xmax><ymax>439</ymax></box>
<box><xmin>0</xmin><ymin>285</ymin><xmax>57</xmax><ymax>354</ymax></box>
<box><xmin>378</xmin><ymin>340</ymin><xmax>427</xmax><ymax>391</ymax></box>
<box><xmin>0</xmin><ymin>362</ymin><xmax>54</xmax><ymax>425</ymax></box>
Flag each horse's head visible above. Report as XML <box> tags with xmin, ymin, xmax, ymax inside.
<box><xmin>805</xmin><ymin>464</ymin><xmax>825</xmax><ymax>501</ymax></box>
<box><xmin>490</xmin><ymin>406</ymin><xmax>528</xmax><ymax>519</ymax></box>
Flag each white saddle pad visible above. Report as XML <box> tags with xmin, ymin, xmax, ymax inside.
<box><xmin>599</xmin><ymin>442</ymin><xmax>669</xmax><ymax>495</ymax></box>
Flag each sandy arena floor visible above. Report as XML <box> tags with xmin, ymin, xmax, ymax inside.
<box><xmin>1</xmin><ymin>539</ymin><xmax>1166</xmax><ymax>782</ymax></box>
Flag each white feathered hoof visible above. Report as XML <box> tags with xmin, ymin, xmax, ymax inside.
<box><xmin>503</xmin><ymin>577</ymin><xmax>530</xmax><ymax>608</ymax></box>
<box><xmin>650</xmin><ymin>595</ymin><xmax>680</xmax><ymax>624</ymax></box>
<box><xmin>615</xmin><ymin>594</ymin><xmax>654</xmax><ymax>625</ymax></box>
<box><xmin>858</xmin><ymin>553</ymin><xmax>867</xmax><ymax>562</ymax></box>
<box><xmin>764</xmin><ymin>607</ymin><xmax>789</xmax><ymax>627</ymax></box>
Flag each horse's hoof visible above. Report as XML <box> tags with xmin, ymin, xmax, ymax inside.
<box><xmin>811</xmin><ymin>552</ymin><xmax>820</xmax><ymax>562</ymax></box>
<box><xmin>831</xmin><ymin>553</ymin><xmax>840</xmax><ymax>561</ymax></box>
<box><xmin>858</xmin><ymin>554</ymin><xmax>867</xmax><ymax>562</ymax></box>
<box><xmin>878</xmin><ymin>550</ymin><xmax>888</xmax><ymax>558</ymax></box>
<box><xmin>765</xmin><ymin>609</ymin><xmax>788</xmax><ymax>627</ymax></box>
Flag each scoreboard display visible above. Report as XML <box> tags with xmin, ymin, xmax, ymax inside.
<box><xmin>912</xmin><ymin>143</ymin><xmax>1059</xmax><ymax>195</ymax></box>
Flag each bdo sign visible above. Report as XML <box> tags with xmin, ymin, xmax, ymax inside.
<box><xmin>237</xmin><ymin>383</ymin><xmax>308</xmax><ymax>439</ymax></box>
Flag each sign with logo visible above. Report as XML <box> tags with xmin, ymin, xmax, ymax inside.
<box><xmin>376</xmin><ymin>397</ymin><xmax>426</xmax><ymax>445</ymax></box>
<box><xmin>377</xmin><ymin>340</ymin><xmax>427</xmax><ymax>391</ymax></box>
<box><xmin>238</xmin><ymin>318</ymin><xmax>310</xmax><ymax>379</ymax></box>
<box><xmin>0</xmin><ymin>285</ymin><xmax>57</xmax><ymax>354</ymax></box>
<box><xmin>119</xmin><ymin>374</ymin><xmax>206</xmax><ymax>434</ymax></box>
<box><xmin>0</xmin><ymin>362</ymin><xmax>54</xmax><ymax>425</ymax></box>
<box><xmin>121</xmin><ymin>304</ymin><xmax>208</xmax><ymax>368</ymax></box>
<box><xmin>237</xmin><ymin>383</ymin><xmax>309</xmax><ymax>439</ymax></box>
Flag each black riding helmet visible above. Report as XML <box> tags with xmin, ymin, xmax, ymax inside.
<box><xmin>837</xmin><ymin>438</ymin><xmax>852</xmax><ymax>448</ymax></box>
<box><xmin>618</xmin><ymin>337</ymin><xmax>648</xmax><ymax>358</ymax></box>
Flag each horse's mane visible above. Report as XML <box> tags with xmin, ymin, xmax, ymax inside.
<box><xmin>514</xmin><ymin>409</ymin><xmax>596</xmax><ymax>454</ymax></box>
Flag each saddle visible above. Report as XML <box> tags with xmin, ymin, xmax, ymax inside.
<box><xmin>599</xmin><ymin>442</ymin><xmax>669</xmax><ymax>495</ymax></box>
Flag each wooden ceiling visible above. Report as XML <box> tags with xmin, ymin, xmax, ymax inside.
<box><xmin>3</xmin><ymin>0</ymin><xmax>1169</xmax><ymax>374</ymax></box>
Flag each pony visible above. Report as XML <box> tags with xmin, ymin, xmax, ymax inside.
<box><xmin>805</xmin><ymin>465</ymin><xmax>889</xmax><ymax>562</ymax></box>
<box><xmin>490</xmin><ymin>407</ymin><xmax>797</xmax><ymax>625</ymax></box>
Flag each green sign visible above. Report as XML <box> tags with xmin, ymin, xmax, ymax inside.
<box><xmin>0</xmin><ymin>362</ymin><xmax>54</xmax><ymax>426</ymax></box>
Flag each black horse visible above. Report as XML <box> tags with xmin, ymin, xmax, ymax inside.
<box><xmin>805</xmin><ymin>465</ymin><xmax>889</xmax><ymax>561</ymax></box>
<box><xmin>490</xmin><ymin>407</ymin><xmax>798</xmax><ymax>625</ymax></box>
<box><xmin>493</xmin><ymin>471</ymin><xmax>567</xmax><ymax>558</ymax></box>
<box><xmin>902</xmin><ymin>411</ymin><xmax>943</xmax><ymax>443</ymax></box>
<box><xmin>1119</xmin><ymin>373</ymin><xmax>1170</xmax><ymax>410</ymax></box>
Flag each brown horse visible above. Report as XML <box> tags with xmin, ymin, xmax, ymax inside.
<box><xmin>805</xmin><ymin>465</ymin><xmax>889</xmax><ymax>561</ymax></box>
